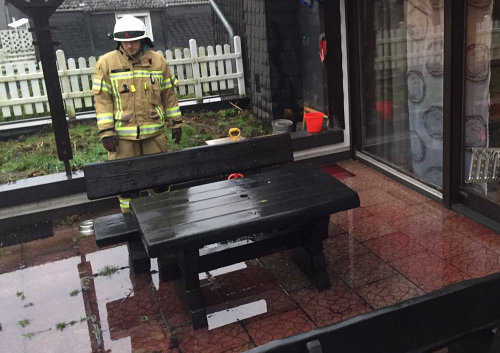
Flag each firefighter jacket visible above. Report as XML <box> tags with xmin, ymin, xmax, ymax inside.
<box><xmin>92</xmin><ymin>46</ymin><xmax>182</xmax><ymax>141</ymax></box>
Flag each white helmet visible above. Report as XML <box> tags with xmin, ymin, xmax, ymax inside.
<box><xmin>113</xmin><ymin>15</ymin><xmax>149</xmax><ymax>42</ymax></box>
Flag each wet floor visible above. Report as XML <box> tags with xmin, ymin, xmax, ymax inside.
<box><xmin>1</xmin><ymin>160</ymin><xmax>499</xmax><ymax>353</ymax></box>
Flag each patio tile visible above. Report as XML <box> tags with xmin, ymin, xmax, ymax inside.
<box><xmin>106</xmin><ymin>286</ymin><xmax>158</xmax><ymax>337</ymax></box>
<box><xmin>259</xmin><ymin>251</ymin><xmax>311</xmax><ymax>292</ymax></box>
<box><xmin>444</xmin><ymin>215</ymin><xmax>498</xmax><ymax>238</ymax></box>
<box><xmin>385</xmin><ymin>184</ymin><xmax>430</xmax><ymax>205</ymax></box>
<box><xmin>292</xmin><ymin>280</ymin><xmax>370</xmax><ymax>327</ymax></box>
<box><xmin>357</xmin><ymin>189</ymin><xmax>398</xmax><ymax>208</ymax></box>
<box><xmin>448</xmin><ymin>247</ymin><xmax>500</xmax><ymax>278</ymax></box>
<box><xmin>215</xmin><ymin>261</ymin><xmax>277</xmax><ymax>300</ymax></box>
<box><xmin>419</xmin><ymin>201</ymin><xmax>457</xmax><ymax>219</ymax></box>
<box><xmin>391</xmin><ymin>251</ymin><xmax>470</xmax><ymax>292</ymax></box>
<box><xmin>415</xmin><ymin>230</ymin><xmax>483</xmax><ymax>259</ymax></box>
<box><xmin>364</xmin><ymin>200</ymin><xmax>426</xmax><ymax>223</ymax></box>
<box><xmin>337</xmin><ymin>214</ymin><xmax>396</xmax><ymax>242</ymax></box>
<box><xmin>110</xmin><ymin>316</ymin><xmax>173</xmax><ymax>352</ymax></box>
<box><xmin>389</xmin><ymin>213</ymin><xmax>450</xmax><ymax>239</ymax></box>
<box><xmin>470</xmin><ymin>230</ymin><xmax>500</xmax><ymax>254</ymax></box>
<box><xmin>156</xmin><ymin>281</ymin><xmax>192</xmax><ymax>329</ymax></box>
<box><xmin>176</xmin><ymin>322</ymin><xmax>250</xmax><ymax>353</ymax></box>
<box><xmin>329</xmin><ymin>251</ymin><xmax>397</xmax><ymax>288</ymax></box>
<box><xmin>244</xmin><ymin>309</ymin><xmax>316</xmax><ymax>346</ymax></box>
<box><xmin>327</xmin><ymin>220</ymin><xmax>346</xmax><ymax>238</ymax></box>
<box><xmin>356</xmin><ymin>274</ymin><xmax>424</xmax><ymax>309</ymax></box>
<box><xmin>330</xmin><ymin>207</ymin><xmax>373</xmax><ymax>224</ymax></box>
<box><xmin>363</xmin><ymin>232</ymin><xmax>427</xmax><ymax>262</ymax></box>
<box><xmin>323</xmin><ymin>233</ymin><xmax>370</xmax><ymax>264</ymax></box>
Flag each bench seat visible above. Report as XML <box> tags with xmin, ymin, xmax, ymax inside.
<box><xmin>94</xmin><ymin>213</ymin><xmax>140</xmax><ymax>247</ymax></box>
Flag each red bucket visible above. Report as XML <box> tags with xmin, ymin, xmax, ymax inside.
<box><xmin>375</xmin><ymin>101</ymin><xmax>393</xmax><ymax>120</ymax></box>
<box><xmin>304</xmin><ymin>112</ymin><xmax>324</xmax><ymax>133</ymax></box>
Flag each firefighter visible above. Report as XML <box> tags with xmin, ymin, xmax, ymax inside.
<box><xmin>92</xmin><ymin>15</ymin><xmax>182</xmax><ymax>213</ymax></box>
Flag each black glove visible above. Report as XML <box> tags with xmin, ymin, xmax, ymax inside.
<box><xmin>172</xmin><ymin>128</ymin><xmax>182</xmax><ymax>144</ymax></box>
<box><xmin>102</xmin><ymin>136</ymin><xmax>119</xmax><ymax>152</ymax></box>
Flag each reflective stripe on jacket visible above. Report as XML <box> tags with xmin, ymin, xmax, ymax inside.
<box><xmin>92</xmin><ymin>46</ymin><xmax>182</xmax><ymax>141</ymax></box>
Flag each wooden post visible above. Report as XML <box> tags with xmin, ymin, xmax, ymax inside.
<box><xmin>189</xmin><ymin>38</ymin><xmax>203</xmax><ymax>102</ymax></box>
<box><xmin>234</xmin><ymin>36</ymin><xmax>246</xmax><ymax>97</ymax></box>
<box><xmin>6</xmin><ymin>0</ymin><xmax>73</xmax><ymax>174</ymax></box>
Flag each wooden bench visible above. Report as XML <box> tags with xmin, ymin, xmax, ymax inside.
<box><xmin>244</xmin><ymin>271</ymin><xmax>500</xmax><ymax>353</ymax></box>
<box><xmin>83</xmin><ymin>133</ymin><xmax>294</xmax><ymax>273</ymax></box>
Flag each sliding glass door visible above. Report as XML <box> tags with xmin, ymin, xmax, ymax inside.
<box><xmin>462</xmin><ymin>0</ymin><xmax>500</xmax><ymax>212</ymax></box>
<box><xmin>359</xmin><ymin>0</ymin><xmax>445</xmax><ymax>189</ymax></box>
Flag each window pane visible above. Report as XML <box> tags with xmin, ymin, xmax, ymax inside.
<box><xmin>463</xmin><ymin>0</ymin><xmax>500</xmax><ymax>205</ymax></box>
<box><xmin>362</xmin><ymin>0</ymin><xmax>444</xmax><ymax>189</ymax></box>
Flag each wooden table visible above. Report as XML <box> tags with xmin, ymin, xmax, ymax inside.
<box><xmin>131</xmin><ymin>163</ymin><xmax>359</xmax><ymax>329</ymax></box>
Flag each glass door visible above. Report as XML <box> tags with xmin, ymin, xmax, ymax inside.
<box><xmin>359</xmin><ymin>0</ymin><xmax>445</xmax><ymax>189</ymax></box>
<box><xmin>462</xmin><ymin>0</ymin><xmax>500</xmax><ymax>212</ymax></box>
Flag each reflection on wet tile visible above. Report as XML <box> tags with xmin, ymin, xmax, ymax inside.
<box><xmin>245</xmin><ymin>309</ymin><xmax>316</xmax><ymax>346</ymax></box>
<box><xmin>385</xmin><ymin>185</ymin><xmax>430</xmax><ymax>205</ymax></box>
<box><xmin>323</xmin><ymin>233</ymin><xmax>370</xmax><ymax>264</ymax></box>
<box><xmin>259</xmin><ymin>251</ymin><xmax>311</xmax><ymax>292</ymax></box>
<box><xmin>444</xmin><ymin>215</ymin><xmax>497</xmax><ymax>238</ymax></box>
<box><xmin>357</xmin><ymin>189</ymin><xmax>398</xmax><ymax>208</ymax></box>
<box><xmin>0</xmin><ymin>256</ymin><xmax>91</xmax><ymax>353</ymax></box>
<box><xmin>336</xmin><ymin>214</ymin><xmax>396</xmax><ymax>242</ymax></box>
<box><xmin>365</xmin><ymin>200</ymin><xmax>425</xmax><ymax>223</ymax></box>
<box><xmin>389</xmin><ymin>213</ymin><xmax>450</xmax><ymax>239</ymax></box>
<box><xmin>391</xmin><ymin>251</ymin><xmax>470</xmax><ymax>292</ymax></box>
<box><xmin>329</xmin><ymin>252</ymin><xmax>397</xmax><ymax>288</ymax></box>
<box><xmin>419</xmin><ymin>201</ymin><xmax>457</xmax><ymax>219</ymax></box>
<box><xmin>176</xmin><ymin>322</ymin><xmax>250</xmax><ymax>353</ymax></box>
<box><xmin>363</xmin><ymin>232</ymin><xmax>427</xmax><ymax>262</ymax></box>
<box><xmin>208</xmin><ymin>299</ymin><xmax>267</xmax><ymax>330</ymax></box>
<box><xmin>448</xmin><ymin>247</ymin><xmax>500</xmax><ymax>278</ymax></box>
<box><xmin>293</xmin><ymin>281</ymin><xmax>370</xmax><ymax>327</ymax></box>
<box><xmin>416</xmin><ymin>230</ymin><xmax>483</xmax><ymax>259</ymax></box>
<box><xmin>356</xmin><ymin>274</ymin><xmax>424</xmax><ymax>309</ymax></box>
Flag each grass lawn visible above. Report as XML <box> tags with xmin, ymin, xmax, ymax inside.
<box><xmin>0</xmin><ymin>108</ymin><xmax>271</xmax><ymax>184</ymax></box>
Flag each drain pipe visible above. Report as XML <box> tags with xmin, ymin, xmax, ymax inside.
<box><xmin>209</xmin><ymin>0</ymin><xmax>235</xmax><ymax>41</ymax></box>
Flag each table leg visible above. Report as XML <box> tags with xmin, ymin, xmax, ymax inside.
<box><xmin>158</xmin><ymin>254</ymin><xmax>181</xmax><ymax>282</ymax></box>
<box><xmin>292</xmin><ymin>217</ymin><xmax>331</xmax><ymax>291</ymax></box>
<box><xmin>179</xmin><ymin>248</ymin><xmax>208</xmax><ymax>329</ymax></box>
<box><xmin>127</xmin><ymin>239</ymin><xmax>150</xmax><ymax>274</ymax></box>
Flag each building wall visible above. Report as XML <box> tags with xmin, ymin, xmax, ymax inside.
<box><xmin>47</xmin><ymin>5</ymin><xmax>214</xmax><ymax>59</ymax></box>
<box><xmin>212</xmin><ymin>0</ymin><xmax>306</xmax><ymax>126</ymax></box>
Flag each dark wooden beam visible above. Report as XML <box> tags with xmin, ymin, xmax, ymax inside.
<box><xmin>6</xmin><ymin>0</ymin><xmax>73</xmax><ymax>174</ymax></box>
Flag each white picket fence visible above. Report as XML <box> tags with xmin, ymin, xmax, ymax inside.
<box><xmin>374</xmin><ymin>21</ymin><xmax>500</xmax><ymax>74</ymax></box>
<box><xmin>0</xmin><ymin>36</ymin><xmax>245</xmax><ymax>120</ymax></box>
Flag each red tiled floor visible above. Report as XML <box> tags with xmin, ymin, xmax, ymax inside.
<box><xmin>258</xmin><ymin>251</ymin><xmax>311</xmax><ymax>292</ymax></box>
<box><xmin>391</xmin><ymin>251</ymin><xmax>471</xmax><ymax>292</ymax></box>
<box><xmin>448</xmin><ymin>247</ymin><xmax>500</xmax><ymax>278</ymax></box>
<box><xmin>244</xmin><ymin>309</ymin><xmax>316</xmax><ymax>346</ymax></box>
<box><xmin>292</xmin><ymin>279</ymin><xmax>370</xmax><ymax>327</ymax></box>
<box><xmin>364</xmin><ymin>200</ymin><xmax>425</xmax><ymax>223</ymax></box>
<box><xmin>323</xmin><ymin>233</ymin><xmax>370</xmax><ymax>264</ymax></box>
<box><xmin>329</xmin><ymin>251</ymin><xmax>397</xmax><ymax>288</ymax></box>
<box><xmin>389</xmin><ymin>213</ymin><xmax>450</xmax><ymax>239</ymax></box>
<box><xmin>363</xmin><ymin>232</ymin><xmax>427</xmax><ymax>262</ymax></box>
<box><xmin>415</xmin><ymin>230</ymin><xmax>483</xmax><ymax>259</ymax></box>
<box><xmin>357</xmin><ymin>189</ymin><xmax>398</xmax><ymax>208</ymax></box>
<box><xmin>335</xmin><ymin>213</ymin><xmax>396</xmax><ymax>242</ymax></box>
<box><xmin>0</xmin><ymin>159</ymin><xmax>499</xmax><ymax>353</ymax></box>
<box><xmin>356</xmin><ymin>274</ymin><xmax>424</xmax><ymax>309</ymax></box>
<box><xmin>176</xmin><ymin>322</ymin><xmax>250</xmax><ymax>353</ymax></box>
